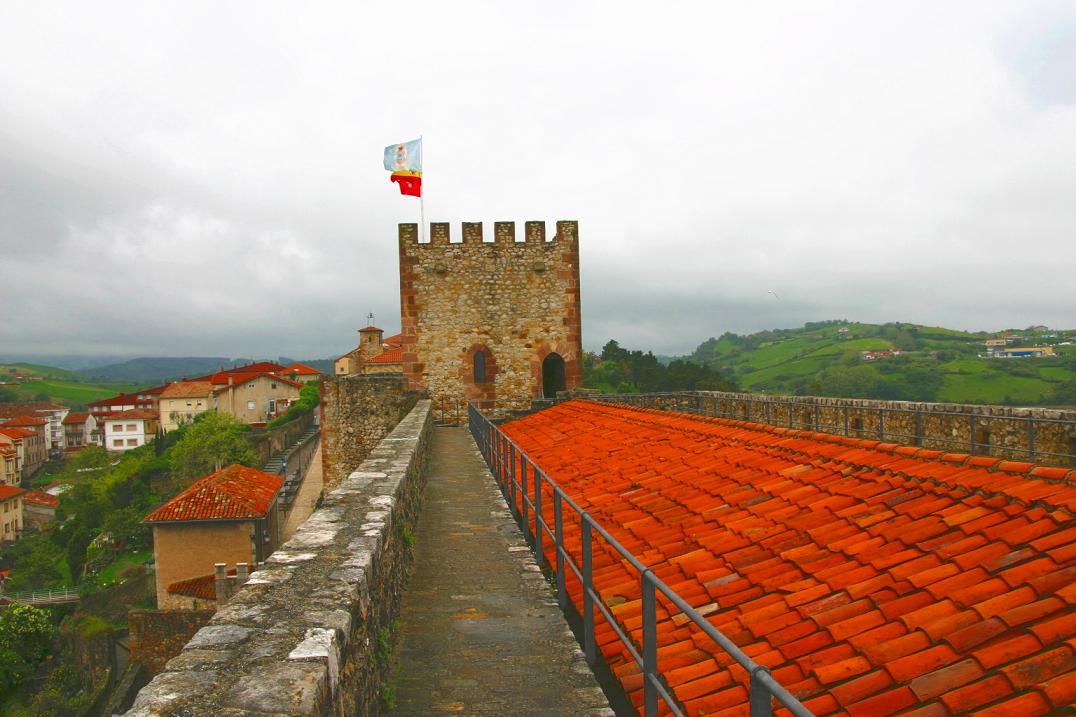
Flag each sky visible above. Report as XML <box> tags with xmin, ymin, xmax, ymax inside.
<box><xmin>2</xmin><ymin>1</ymin><xmax>1075</xmax><ymax>362</ymax></box>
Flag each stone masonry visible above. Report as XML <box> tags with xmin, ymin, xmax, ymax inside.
<box><xmin>398</xmin><ymin>221</ymin><xmax>583</xmax><ymax>414</ymax></box>
<box><xmin>321</xmin><ymin>373</ymin><xmax>419</xmax><ymax>488</ymax></box>
<box><xmin>124</xmin><ymin>400</ymin><xmax>432</xmax><ymax>716</ymax></box>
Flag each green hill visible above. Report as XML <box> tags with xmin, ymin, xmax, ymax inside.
<box><xmin>0</xmin><ymin>363</ymin><xmax>138</xmax><ymax>408</ymax></box>
<box><xmin>683</xmin><ymin>321</ymin><xmax>1076</xmax><ymax>406</ymax></box>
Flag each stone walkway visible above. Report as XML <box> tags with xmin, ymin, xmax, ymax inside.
<box><xmin>283</xmin><ymin>443</ymin><xmax>323</xmax><ymax>541</ymax></box>
<box><xmin>390</xmin><ymin>427</ymin><xmax>612</xmax><ymax>717</ymax></box>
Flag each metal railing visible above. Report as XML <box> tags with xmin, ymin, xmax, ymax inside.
<box><xmin>569</xmin><ymin>391</ymin><xmax>1076</xmax><ymax>466</ymax></box>
<box><xmin>0</xmin><ymin>586</ymin><xmax>81</xmax><ymax>605</ymax></box>
<box><xmin>469</xmin><ymin>403</ymin><xmax>812</xmax><ymax>717</ymax></box>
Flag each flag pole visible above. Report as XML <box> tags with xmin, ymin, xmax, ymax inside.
<box><xmin>419</xmin><ymin>134</ymin><xmax>425</xmax><ymax>243</ymax></box>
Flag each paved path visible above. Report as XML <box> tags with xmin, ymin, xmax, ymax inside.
<box><xmin>390</xmin><ymin>427</ymin><xmax>611</xmax><ymax>717</ymax></box>
<box><xmin>283</xmin><ymin>444</ymin><xmax>323</xmax><ymax>541</ymax></box>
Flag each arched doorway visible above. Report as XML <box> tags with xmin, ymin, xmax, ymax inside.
<box><xmin>542</xmin><ymin>353</ymin><xmax>566</xmax><ymax>399</ymax></box>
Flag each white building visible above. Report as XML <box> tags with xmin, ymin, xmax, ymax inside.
<box><xmin>103</xmin><ymin>410</ymin><xmax>160</xmax><ymax>452</ymax></box>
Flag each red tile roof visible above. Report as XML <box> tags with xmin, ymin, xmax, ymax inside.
<box><xmin>0</xmin><ymin>427</ymin><xmax>35</xmax><ymax>440</ymax></box>
<box><xmin>282</xmin><ymin>363</ymin><xmax>321</xmax><ymax>376</ymax></box>
<box><xmin>166</xmin><ymin>569</ymin><xmax>234</xmax><ymax>601</ymax></box>
<box><xmin>383</xmin><ymin>333</ymin><xmax>403</xmax><ymax>348</ymax></box>
<box><xmin>2</xmin><ymin>415</ymin><xmax>48</xmax><ymax>427</ymax></box>
<box><xmin>500</xmin><ymin>400</ymin><xmax>1076</xmax><ymax>717</ymax></box>
<box><xmin>197</xmin><ymin>371</ymin><xmax>303</xmax><ymax>389</ymax></box>
<box><xmin>368</xmin><ymin>347</ymin><xmax>403</xmax><ymax>364</ymax></box>
<box><xmin>22</xmin><ymin>490</ymin><xmax>58</xmax><ymax>508</ymax></box>
<box><xmin>104</xmin><ymin>409</ymin><xmax>158</xmax><ymax>421</ymax></box>
<box><xmin>0</xmin><ymin>402</ymin><xmax>66</xmax><ymax>417</ymax></box>
<box><xmin>159</xmin><ymin>381</ymin><xmax>216</xmax><ymax>398</ymax></box>
<box><xmin>358</xmin><ymin>325</ymin><xmax>383</xmax><ymax>333</ymax></box>
<box><xmin>0</xmin><ymin>485</ymin><xmax>25</xmax><ymax>501</ymax></box>
<box><xmin>144</xmin><ymin>464</ymin><xmax>283</xmax><ymax>523</ymax></box>
<box><xmin>62</xmin><ymin>411</ymin><xmax>91</xmax><ymax>425</ymax></box>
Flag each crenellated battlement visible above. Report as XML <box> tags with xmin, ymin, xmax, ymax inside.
<box><xmin>399</xmin><ymin>220</ymin><xmax>578</xmax><ymax>246</ymax></box>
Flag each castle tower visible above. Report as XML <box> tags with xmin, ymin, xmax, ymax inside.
<box><xmin>398</xmin><ymin>220</ymin><xmax>583</xmax><ymax>412</ymax></box>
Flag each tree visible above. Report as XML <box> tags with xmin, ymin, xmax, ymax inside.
<box><xmin>101</xmin><ymin>507</ymin><xmax>149</xmax><ymax>550</ymax></box>
<box><xmin>0</xmin><ymin>604</ymin><xmax>55</xmax><ymax>695</ymax></box>
<box><xmin>169</xmin><ymin>412</ymin><xmax>256</xmax><ymax>485</ymax></box>
<box><xmin>600</xmin><ymin>340</ymin><xmax>630</xmax><ymax>363</ymax></box>
<box><xmin>3</xmin><ymin>538</ymin><xmax>64</xmax><ymax>592</ymax></box>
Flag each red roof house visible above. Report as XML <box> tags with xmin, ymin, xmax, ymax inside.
<box><xmin>145</xmin><ymin>464</ymin><xmax>285</xmax><ymax>610</ymax></box>
<box><xmin>144</xmin><ymin>465</ymin><xmax>283</xmax><ymax>523</ymax></box>
<box><xmin>499</xmin><ymin>400</ymin><xmax>1076</xmax><ymax>716</ymax></box>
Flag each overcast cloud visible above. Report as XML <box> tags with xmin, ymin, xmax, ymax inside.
<box><xmin>1</xmin><ymin>1</ymin><xmax>1074</xmax><ymax>361</ymax></box>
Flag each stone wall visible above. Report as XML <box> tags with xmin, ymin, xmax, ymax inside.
<box><xmin>320</xmin><ymin>373</ymin><xmax>419</xmax><ymax>488</ymax></box>
<box><xmin>124</xmin><ymin>400</ymin><xmax>432</xmax><ymax>716</ymax></box>
<box><xmin>398</xmin><ymin>220</ymin><xmax>583</xmax><ymax>414</ymax></box>
<box><xmin>128</xmin><ymin>609</ymin><xmax>214</xmax><ymax>676</ymax></box>
<box><xmin>575</xmin><ymin>391</ymin><xmax>1076</xmax><ymax>466</ymax></box>
<box><xmin>249</xmin><ymin>409</ymin><xmax>316</xmax><ymax>466</ymax></box>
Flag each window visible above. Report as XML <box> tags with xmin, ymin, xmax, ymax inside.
<box><xmin>114</xmin><ymin>425</ymin><xmax>123</xmax><ymax>432</ymax></box>
<box><xmin>196</xmin><ymin>401</ymin><xmax>203</xmax><ymax>407</ymax></box>
<box><xmin>3</xmin><ymin>503</ymin><xmax>7</xmax><ymax>512</ymax></box>
<box><xmin>186</xmin><ymin>401</ymin><xmax>192</xmax><ymax>407</ymax></box>
<box><xmin>127</xmin><ymin>439</ymin><xmax>137</xmax><ymax>446</ymax></box>
<box><xmin>113</xmin><ymin>439</ymin><xmax>123</xmax><ymax>447</ymax></box>
<box><xmin>271</xmin><ymin>383</ymin><xmax>277</xmax><ymax>389</ymax></box>
<box><xmin>247</xmin><ymin>400</ymin><xmax>256</xmax><ymax>410</ymax></box>
<box><xmin>473</xmin><ymin>350</ymin><xmax>487</xmax><ymax>383</ymax></box>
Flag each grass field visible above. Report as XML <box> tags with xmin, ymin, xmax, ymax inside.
<box><xmin>685</xmin><ymin>321</ymin><xmax>1075</xmax><ymax>405</ymax></box>
<box><xmin>1</xmin><ymin>363</ymin><xmax>139</xmax><ymax>407</ymax></box>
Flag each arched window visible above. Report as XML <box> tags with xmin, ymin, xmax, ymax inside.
<box><xmin>474</xmin><ymin>350</ymin><xmax>487</xmax><ymax>383</ymax></box>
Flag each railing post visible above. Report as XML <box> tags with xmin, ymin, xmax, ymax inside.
<box><xmin>554</xmin><ymin>490</ymin><xmax>566</xmax><ymax>610</ymax></box>
<box><xmin>642</xmin><ymin>570</ymin><xmax>658</xmax><ymax>717</ymax></box>
<box><xmin>915</xmin><ymin>409</ymin><xmax>923</xmax><ymax>446</ymax></box>
<box><xmin>879</xmin><ymin>407</ymin><xmax>885</xmax><ymax>441</ymax></box>
<box><xmin>969</xmin><ymin>414</ymin><xmax>977</xmax><ymax>455</ymax></box>
<box><xmin>521</xmin><ymin>458</ymin><xmax>530</xmax><ymax>541</ymax></box>
<box><xmin>749</xmin><ymin>665</ymin><xmax>773</xmax><ymax>717</ymax></box>
<box><xmin>582</xmin><ymin>515</ymin><xmax>596</xmax><ymax>665</ymax></box>
<box><xmin>843</xmin><ymin>405</ymin><xmax>849</xmax><ymax>436</ymax></box>
<box><xmin>508</xmin><ymin>442</ymin><xmax>517</xmax><ymax>516</ymax></box>
<box><xmin>1028</xmin><ymin>420</ymin><xmax>1036</xmax><ymax>463</ymax></box>
<box><xmin>535</xmin><ymin>471</ymin><xmax>546</xmax><ymax>570</ymax></box>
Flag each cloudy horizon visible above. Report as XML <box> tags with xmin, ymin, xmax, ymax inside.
<box><xmin>2</xmin><ymin>1</ymin><xmax>1075</xmax><ymax>361</ymax></box>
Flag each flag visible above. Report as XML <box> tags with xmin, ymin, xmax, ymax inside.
<box><xmin>384</xmin><ymin>138</ymin><xmax>422</xmax><ymax>197</ymax></box>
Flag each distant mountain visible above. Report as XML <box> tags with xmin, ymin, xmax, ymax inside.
<box><xmin>679</xmin><ymin>321</ymin><xmax>1075</xmax><ymax>406</ymax></box>
<box><xmin>0</xmin><ymin>354</ymin><xmax>136</xmax><ymax>371</ymax></box>
<box><xmin>80</xmin><ymin>357</ymin><xmax>238</xmax><ymax>383</ymax></box>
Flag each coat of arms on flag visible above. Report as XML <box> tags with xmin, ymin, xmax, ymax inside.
<box><xmin>384</xmin><ymin>138</ymin><xmax>422</xmax><ymax>197</ymax></box>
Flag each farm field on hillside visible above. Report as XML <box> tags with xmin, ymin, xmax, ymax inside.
<box><xmin>683</xmin><ymin>321</ymin><xmax>1076</xmax><ymax>406</ymax></box>
<box><xmin>0</xmin><ymin>363</ymin><xmax>139</xmax><ymax>407</ymax></box>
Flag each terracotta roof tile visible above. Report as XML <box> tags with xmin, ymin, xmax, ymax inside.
<box><xmin>497</xmin><ymin>400</ymin><xmax>1076</xmax><ymax>715</ymax></box>
<box><xmin>143</xmin><ymin>464</ymin><xmax>282</xmax><ymax>522</ymax></box>
<box><xmin>368</xmin><ymin>347</ymin><xmax>403</xmax><ymax>364</ymax></box>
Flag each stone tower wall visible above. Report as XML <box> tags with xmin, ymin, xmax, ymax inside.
<box><xmin>398</xmin><ymin>220</ymin><xmax>582</xmax><ymax>413</ymax></box>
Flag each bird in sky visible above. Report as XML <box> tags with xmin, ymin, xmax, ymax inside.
<box><xmin>768</xmin><ymin>290</ymin><xmax>781</xmax><ymax>301</ymax></box>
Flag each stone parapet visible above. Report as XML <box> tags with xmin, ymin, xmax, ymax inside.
<box><xmin>573</xmin><ymin>391</ymin><xmax>1076</xmax><ymax>466</ymax></box>
<box><xmin>124</xmin><ymin>400</ymin><xmax>432</xmax><ymax>716</ymax></box>
<box><xmin>320</xmin><ymin>372</ymin><xmax>420</xmax><ymax>488</ymax></box>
